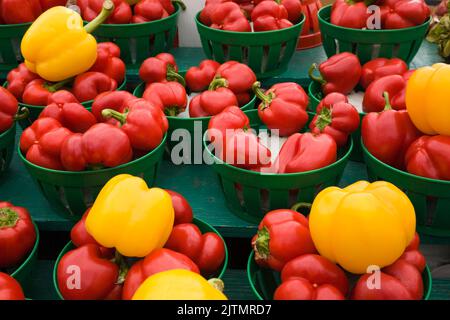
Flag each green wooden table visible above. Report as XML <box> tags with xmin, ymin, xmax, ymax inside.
<box><xmin>2</xmin><ymin>41</ymin><xmax>449</xmax><ymax>300</ymax></box>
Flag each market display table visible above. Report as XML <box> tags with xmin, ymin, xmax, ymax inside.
<box><xmin>1</xmin><ymin>41</ymin><xmax>449</xmax><ymax>300</ymax></box>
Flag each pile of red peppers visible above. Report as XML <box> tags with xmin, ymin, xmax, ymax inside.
<box><xmin>0</xmin><ymin>0</ymin><xmax>67</xmax><ymax>24</ymax></box>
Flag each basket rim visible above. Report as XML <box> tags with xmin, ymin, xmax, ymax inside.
<box><xmin>52</xmin><ymin>217</ymin><xmax>229</xmax><ymax>300</ymax></box>
<box><xmin>247</xmin><ymin>251</ymin><xmax>433</xmax><ymax>300</ymax></box>
<box><xmin>203</xmin><ymin>130</ymin><xmax>354</xmax><ymax>177</ymax></box>
<box><xmin>0</xmin><ymin>21</ymin><xmax>32</xmax><ymax>28</ymax></box>
<box><xmin>361</xmin><ymin>138</ymin><xmax>450</xmax><ymax>186</ymax></box>
<box><xmin>133</xmin><ymin>82</ymin><xmax>257</xmax><ymax>122</ymax></box>
<box><xmin>195</xmin><ymin>11</ymin><xmax>305</xmax><ymax>36</ymax></box>
<box><xmin>10</xmin><ymin>223</ymin><xmax>40</xmax><ymax>278</ymax></box>
<box><xmin>18</xmin><ymin>132</ymin><xmax>167</xmax><ymax>176</ymax></box>
<box><xmin>318</xmin><ymin>4</ymin><xmax>431</xmax><ymax>34</ymax></box>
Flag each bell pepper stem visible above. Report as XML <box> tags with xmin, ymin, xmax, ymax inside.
<box><xmin>207</xmin><ymin>278</ymin><xmax>225</xmax><ymax>292</ymax></box>
<box><xmin>0</xmin><ymin>208</ymin><xmax>19</xmax><ymax>228</ymax></box>
<box><xmin>101</xmin><ymin>108</ymin><xmax>127</xmax><ymax>125</ymax></box>
<box><xmin>165</xmin><ymin>106</ymin><xmax>179</xmax><ymax>117</ymax></box>
<box><xmin>253</xmin><ymin>226</ymin><xmax>270</xmax><ymax>260</ymax></box>
<box><xmin>167</xmin><ymin>65</ymin><xmax>186</xmax><ymax>87</ymax></box>
<box><xmin>172</xmin><ymin>0</ymin><xmax>186</xmax><ymax>10</ymax></box>
<box><xmin>45</xmin><ymin>78</ymin><xmax>73</xmax><ymax>92</ymax></box>
<box><xmin>315</xmin><ymin>107</ymin><xmax>332</xmax><ymax>131</ymax></box>
<box><xmin>84</xmin><ymin>0</ymin><xmax>115</xmax><ymax>34</ymax></box>
<box><xmin>113</xmin><ymin>251</ymin><xmax>129</xmax><ymax>285</ymax></box>
<box><xmin>208</xmin><ymin>77</ymin><xmax>228</xmax><ymax>91</ymax></box>
<box><xmin>252</xmin><ymin>81</ymin><xmax>273</xmax><ymax>109</ymax></box>
<box><xmin>13</xmin><ymin>107</ymin><xmax>30</xmax><ymax>121</ymax></box>
<box><xmin>290</xmin><ymin>202</ymin><xmax>312</xmax><ymax>213</ymax></box>
<box><xmin>308</xmin><ymin>63</ymin><xmax>326</xmax><ymax>85</ymax></box>
<box><xmin>383</xmin><ymin>91</ymin><xmax>392</xmax><ymax>111</ymax></box>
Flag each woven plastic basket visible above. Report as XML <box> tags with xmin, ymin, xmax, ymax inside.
<box><xmin>0</xmin><ymin>23</ymin><xmax>30</xmax><ymax>78</ymax></box>
<box><xmin>0</xmin><ymin>123</ymin><xmax>16</xmax><ymax>177</ymax></box>
<box><xmin>318</xmin><ymin>5</ymin><xmax>431</xmax><ymax>64</ymax></box>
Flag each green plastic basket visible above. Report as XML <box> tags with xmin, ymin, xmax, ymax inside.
<box><xmin>318</xmin><ymin>5</ymin><xmax>431</xmax><ymax>65</ymax></box>
<box><xmin>0</xmin><ymin>123</ymin><xmax>16</xmax><ymax>177</ymax></box>
<box><xmin>247</xmin><ymin>251</ymin><xmax>432</xmax><ymax>300</ymax></box>
<box><xmin>4</xmin><ymin>78</ymin><xmax>128</xmax><ymax>129</ymax></box>
<box><xmin>0</xmin><ymin>23</ymin><xmax>31</xmax><ymax>78</ymax></box>
<box><xmin>203</xmin><ymin>113</ymin><xmax>353</xmax><ymax>223</ymax></box>
<box><xmin>19</xmin><ymin>133</ymin><xmax>166</xmax><ymax>220</ymax></box>
<box><xmin>195</xmin><ymin>13</ymin><xmax>305</xmax><ymax>79</ymax></box>
<box><xmin>362</xmin><ymin>140</ymin><xmax>450</xmax><ymax>237</ymax></box>
<box><xmin>91</xmin><ymin>4</ymin><xmax>181</xmax><ymax>76</ymax></box>
<box><xmin>52</xmin><ymin>217</ymin><xmax>229</xmax><ymax>300</ymax></box>
<box><xmin>134</xmin><ymin>81</ymin><xmax>256</xmax><ymax>164</ymax></box>
<box><xmin>9</xmin><ymin>223</ymin><xmax>39</xmax><ymax>288</ymax></box>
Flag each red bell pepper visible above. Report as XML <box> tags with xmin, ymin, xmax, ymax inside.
<box><xmin>6</xmin><ymin>63</ymin><xmax>39</xmax><ymax>100</ymax></box>
<box><xmin>57</xmin><ymin>244</ymin><xmax>124</xmax><ymax>300</ymax></box>
<box><xmin>281</xmin><ymin>0</ymin><xmax>303</xmax><ymax>23</ymax></box>
<box><xmin>89</xmin><ymin>42</ymin><xmax>126</xmax><ymax>84</ymax></box>
<box><xmin>253</xmin><ymin>81</ymin><xmax>309</xmax><ymax>137</ymax></box>
<box><xmin>188</xmin><ymin>95</ymin><xmax>210</xmax><ymax>118</ymax></box>
<box><xmin>101</xmin><ymin>98</ymin><xmax>168</xmax><ymax>151</ymax></box>
<box><xmin>380</xmin><ymin>0</ymin><xmax>430</xmax><ymax>29</ymax></box>
<box><xmin>20</xmin><ymin>118</ymin><xmax>73</xmax><ymax>170</ymax></box>
<box><xmin>0</xmin><ymin>273</ymin><xmax>25</xmax><ymax>300</ymax></box>
<box><xmin>200</xmin><ymin>0</ymin><xmax>230</xmax><ymax>25</ymax></box>
<box><xmin>197</xmin><ymin>86</ymin><xmax>239</xmax><ymax>116</ymax></box>
<box><xmin>309</xmin><ymin>52</ymin><xmax>362</xmax><ymax>95</ymax></box>
<box><xmin>273</xmin><ymin>132</ymin><xmax>337</xmax><ymax>173</ymax></box>
<box><xmin>79</xmin><ymin>0</ymin><xmax>132</xmax><ymax>24</ymax></box>
<box><xmin>405</xmin><ymin>135</ymin><xmax>450</xmax><ymax>181</ymax></box>
<box><xmin>39</xmin><ymin>0</ymin><xmax>67</xmax><ymax>10</ymax></box>
<box><xmin>210</xmin><ymin>2</ymin><xmax>251</xmax><ymax>32</ymax></box>
<box><xmin>331</xmin><ymin>0</ymin><xmax>372</xmax><ymax>29</ymax></box>
<box><xmin>139</xmin><ymin>53</ymin><xmax>185</xmax><ymax>86</ymax></box>
<box><xmin>132</xmin><ymin>0</ymin><xmax>169</xmax><ymax>23</ymax></box>
<box><xmin>275</xmin><ymin>254</ymin><xmax>349</xmax><ymax>300</ymax></box>
<box><xmin>252</xmin><ymin>208</ymin><xmax>316</xmax><ymax>271</ymax></box>
<box><xmin>159</xmin><ymin>0</ymin><xmax>186</xmax><ymax>14</ymax></box>
<box><xmin>0</xmin><ymin>0</ymin><xmax>42</xmax><ymax>24</ymax></box>
<box><xmin>211</xmin><ymin>61</ymin><xmax>257</xmax><ymax>105</ymax></box>
<box><xmin>91</xmin><ymin>91</ymin><xmax>136</xmax><ymax>122</ymax></box>
<box><xmin>362</xmin><ymin>75</ymin><xmax>407</xmax><ymax>112</ymax></box>
<box><xmin>0</xmin><ymin>202</ymin><xmax>36</xmax><ymax>269</ymax></box>
<box><xmin>400</xmin><ymin>233</ymin><xmax>426</xmax><ymax>273</ymax></box>
<box><xmin>360</xmin><ymin>58</ymin><xmax>409</xmax><ymax>90</ymax></box>
<box><xmin>72</xmin><ymin>72</ymin><xmax>117</xmax><ymax>103</ymax></box>
<box><xmin>60</xmin><ymin>123</ymin><xmax>133</xmax><ymax>171</ymax></box>
<box><xmin>165</xmin><ymin>223</ymin><xmax>226</xmax><ymax>275</ymax></box>
<box><xmin>122</xmin><ymin>248</ymin><xmax>200</xmax><ymax>300</ymax></box>
<box><xmin>315</xmin><ymin>92</ymin><xmax>348</xmax><ymax>111</ymax></box>
<box><xmin>309</xmin><ymin>101</ymin><xmax>360</xmax><ymax>147</ymax></box>
<box><xmin>143</xmin><ymin>82</ymin><xmax>187</xmax><ymax>116</ymax></box>
<box><xmin>39</xmin><ymin>102</ymin><xmax>96</xmax><ymax>133</ymax></box>
<box><xmin>352</xmin><ymin>259</ymin><xmax>423</xmax><ymax>300</ymax></box>
<box><xmin>185</xmin><ymin>60</ymin><xmax>221</xmax><ymax>92</ymax></box>
<box><xmin>46</xmin><ymin>90</ymin><xmax>79</xmax><ymax>105</ymax></box>
<box><xmin>165</xmin><ymin>190</ymin><xmax>193</xmax><ymax>225</ymax></box>
<box><xmin>22</xmin><ymin>79</ymin><xmax>72</xmax><ymax>106</ymax></box>
<box><xmin>208</xmin><ymin>105</ymin><xmax>250</xmax><ymax>148</ymax></box>
<box><xmin>390</xmin><ymin>70</ymin><xmax>414</xmax><ymax>111</ymax></box>
<box><xmin>0</xmin><ymin>87</ymin><xmax>19</xmax><ymax>133</ymax></box>
<box><xmin>251</xmin><ymin>0</ymin><xmax>293</xmax><ymax>32</ymax></box>
<box><xmin>70</xmin><ymin>209</ymin><xmax>115</xmax><ymax>259</ymax></box>
<box><xmin>361</xmin><ymin>94</ymin><xmax>421</xmax><ymax>169</ymax></box>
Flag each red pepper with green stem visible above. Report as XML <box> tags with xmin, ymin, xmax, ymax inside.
<box><xmin>91</xmin><ymin>91</ymin><xmax>136</xmax><ymax>122</ymax></box>
<box><xmin>143</xmin><ymin>82</ymin><xmax>187</xmax><ymax>116</ymax></box>
<box><xmin>165</xmin><ymin>223</ymin><xmax>226</xmax><ymax>275</ymax></box>
<box><xmin>22</xmin><ymin>78</ymin><xmax>73</xmax><ymax>106</ymax></box>
<box><xmin>0</xmin><ymin>273</ymin><xmax>25</xmax><ymax>300</ymax></box>
<box><xmin>139</xmin><ymin>53</ymin><xmax>185</xmax><ymax>86</ymax></box>
<box><xmin>253</xmin><ymin>81</ymin><xmax>309</xmax><ymax>137</ymax></box>
<box><xmin>196</xmin><ymin>81</ymin><xmax>239</xmax><ymax>116</ymax></box>
<box><xmin>89</xmin><ymin>42</ymin><xmax>126</xmax><ymax>84</ymax></box>
<box><xmin>363</xmin><ymin>75</ymin><xmax>407</xmax><ymax>112</ymax></box>
<box><xmin>380</xmin><ymin>0</ymin><xmax>430</xmax><ymax>29</ymax></box>
<box><xmin>331</xmin><ymin>0</ymin><xmax>374</xmax><ymax>29</ymax></box>
<box><xmin>0</xmin><ymin>0</ymin><xmax>42</xmax><ymax>24</ymax></box>
<box><xmin>39</xmin><ymin>102</ymin><xmax>97</xmax><ymax>133</ymax></box>
<box><xmin>165</xmin><ymin>190</ymin><xmax>193</xmax><ymax>225</ymax></box>
<box><xmin>0</xmin><ymin>87</ymin><xmax>29</xmax><ymax>134</ymax></box>
<box><xmin>72</xmin><ymin>72</ymin><xmax>117</xmax><ymax>103</ymax></box>
<box><xmin>101</xmin><ymin>98</ymin><xmax>168</xmax><ymax>152</ymax></box>
<box><xmin>122</xmin><ymin>248</ymin><xmax>199</xmax><ymax>300</ymax></box>
<box><xmin>309</xmin><ymin>52</ymin><xmax>362</xmax><ymax>95</ymax></box>
<box><xmin>6</xmin><ymin>63</ymin><xmax>40</xmax><ymax>100</ymax></box>
<box><xmin>309</xmin><ymin>101</ymin><xmax>360</xmax><ymax>147</ymax></box>
<box><xmin>79</xmin><ymin>0</ymin><xmax>132</xmax><ymax>24</ymax></box>
<box><xmin>252</xmin><ymin>206</ymin><xmax>316</xmax><ymax>271</ymax></box>
<box><xmin>360</xmin><ymin>58</ymin><xmax>409</xmax><ymax>90</ymax></box>
<box><xmin>251</xmin><ymin>0</ymin><xmax>293</xmax><ymax>32</ymax></box>
<box><xmin>0</xmin><ymin>202</ymin><xmax>36</xmax><ymax>269</ymax></box>
<box><xmin>315</xmin><ymin>92</ymin><xmax>348</xmax><ymax>111</ymax></box>
<box><xmin>362</xmin><ymin>92</ymin><xmax>421</xmax><ymax>169</ymax></box>
<box><xmin>185</xmin><ymin>60</ymin><xmax>221</xmax><ymax>92</ymax></box>
<box><xmin>210</xmin><ymin>2</ymin><xmax>251</xmax><ymax>32</ymax></box>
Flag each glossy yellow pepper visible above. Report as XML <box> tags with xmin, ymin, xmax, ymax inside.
<box><xmin>406</xmin><ymin>63</ymin><xmax>450</xmax><ymax>136</ymax></box>
<box><xmin>21</xmin><ymin>1</ymin><xmax>114</xmax><ymax>82</ymax></box>
<box><xmin>85</xmin><ymin>174</ymin><xmax>174</xmax><ymax>258</ymax></box>
<box><xmin>132</xmin><ymin>270</ymin><xmax>228</xmax><ymax>300</ymax></box>
<box><xmin>309</xmin><ymin>181</ymin><xmax>416</xmax><ymax>274</ymax></box>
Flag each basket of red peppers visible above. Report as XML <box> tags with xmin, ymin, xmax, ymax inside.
<box><xmin>361</xmin><ymin>62</ymin><xmax>450</xmax><ymax>237</ymax></box>
<box><xmin>196</xmin><ymin>0</ymin><xmax>305</xmax><ymax>78</ymax></box>
<box><xmin>308</xmin><ymin>52</ymin><xmax>412</xmax><ymax>162</ymax></box>
<box><xmin>53</xmin><ymin>182</ymin><xmax>228</xmax><ymax>300</ymax></box>
<box><xmin>318</xmin><ymin>1</ymin><xmax>431</xmax><ymax>64</ymax></box>
<box><xmin>133</xmin><ymin>54</ymin><xmax>257</xmax><ymax>162</ymax></box>
<box><xmin>203</xmin><ymin>81</ymin><xmax>359</xmax><ymax>222</ymax></box>
<box><xmin>76</xmin><ymin>0</ymin><xmax>185</xmax><ymax>74</ymax></box>
<box><xmin>247</xmin><ymin>189</ymin><xmax>432</xmax><ymax>300</ymax></box>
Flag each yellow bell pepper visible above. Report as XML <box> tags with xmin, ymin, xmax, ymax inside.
<box><xmin>85</xmin><ymin>174</ymin><xmax>174</xmax><ymax>258</ymax></box>
<box><xmin>21</xmin><ymin>1</ymin><xmax>114</xmax><ymax>82</ymax></box>
<box><xmin>309</xmin><ymin>181</ymin><xmax>416</xmax><ymax>274</ymax></box>
<box><xmin>406</xmin><ymin>63</ymin><xmax>450</xmax><ymax>136</ymax></box>
<box><xmin>132</xmin><ymin>270</ymin><xmax>228</xmax><ymax>300</ymax></box>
